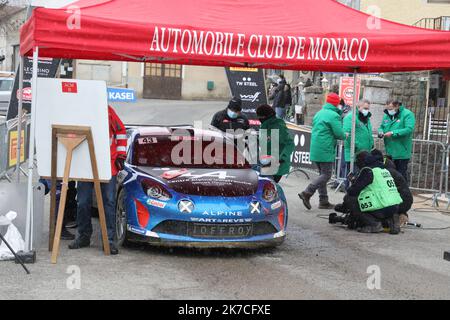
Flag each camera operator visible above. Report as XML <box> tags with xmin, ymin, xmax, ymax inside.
<box><xmin>333</xmin><ymin>151</ymin><xmax>403</xmax><ymax>234</ymax></box>
<box><xmin>371</xmin><ymin>149</ymin><xmax>413</xmax><ymax>227</ymax></box>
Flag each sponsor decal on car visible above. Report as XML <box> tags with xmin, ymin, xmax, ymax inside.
<box><xmin>128</xmin><ymin>225</ymin><xmax>146</xmax><ymax>235</ymax></box>
<box><xmin>147</xmin><ymin>199</ymin><xmax>167</xmax><ymax>208</ymax></box>
<box><xmin>138</xmin><ymin>137</ymin><xmax>158</xmax><ymax>144</ymax></box>
<box><xmin>161</xmin><ymin>168</ymin><xmax>188</xmax><ymax>180</ymax></box>
<box><xmin>271</xmin><ymin>201</ymin><xmax>282</xmax><ymax>210</ymax></box>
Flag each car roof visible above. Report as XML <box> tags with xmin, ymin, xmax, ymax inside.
<box><xmin>136</xmin><ymin>126</ymin><xmax>225</xmax><ymax>140</ymax></box>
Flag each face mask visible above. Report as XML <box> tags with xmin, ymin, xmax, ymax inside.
<box><xmin>388</xmin><ymin>109</ymin><xmax>397</xmax><ymax>116</ymax></box>
<box><xmin>360</xmin><ymin>109</ymin><xmax>369</xmax><ymax>117</ymax></box>
<box><xmin>227</xmin><ymin>109</ymin><xmax>238</xmax><ymax>119</ymax></box>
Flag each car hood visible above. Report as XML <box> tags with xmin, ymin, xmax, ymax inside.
<box><xmin>136</xmin><ymin>167</ymin><xmax>259</xmax><ymax>197</ymax></box>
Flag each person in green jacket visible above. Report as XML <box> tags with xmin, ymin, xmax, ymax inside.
<box><xmin>256</xmin><ymin>104</ymin><xmax>295</xmax><ymax>183</ymax></box>
<box><xmin>343</xmin><ymin>99</ymin><xmax>374</xmax><ymax>188</ymax></box>
<box><xmin>299</xmin><ymin>93</ymin><xmax>345</xmax><ymax>210</ymax></box>
<box><xmin>378</xmin><ymin>100</ymin><xmax>415</xmax><ymax>181</ymax></box>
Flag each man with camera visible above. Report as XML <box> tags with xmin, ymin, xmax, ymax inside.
<box><xmin>332</xmin><ymin>150</ymin><xmax>403</xmax><ymax>234</ymax></box>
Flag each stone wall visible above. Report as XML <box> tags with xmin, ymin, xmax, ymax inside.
<box><xmin>303</xmin><ymin>86</ymin><xmax>324</xmax><ymax>126</ymax></box>
<box><xmin>361</xmin><ymin>77</ymin><xmax>393</xmax><ymax>133</ymax></box>
<box><xmin>382</xmin><ymin>72</ymin><xmax>428</xmax><ymax>108</ymax></box>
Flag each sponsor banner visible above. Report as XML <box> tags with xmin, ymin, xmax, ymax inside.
<box><xmin>339</xmin><ymin>76</ymin><xmax>361</xmax><ymax>107</ymax></box>
<box><xmin>225</xmin><ymin>67</ymin><xmax>268</xmax><ymax>128</ymax></box>
<box><xmin>7</xmin><ymin>57</ymin><xmax>61</xmax><ymax>120</ymax></box>
<box><xmin>107</xmin><ymin>87</ymin><xmax>136</xmax><ymax>102</ymax></box>
<box><xmin>286</xmin><ymin>123</ymin><xmax>314</xmax><ymax>170</ymax></box>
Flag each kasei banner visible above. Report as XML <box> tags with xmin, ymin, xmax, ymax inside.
<box><xmin>225</xmin><ymin>67</ymin><xmax>268</xmax><ymax>127</ymax></box>
<box><xmin>6</xmin><ymin>57</ymin><xmax>61</xmax><ymax>120</ymax></box>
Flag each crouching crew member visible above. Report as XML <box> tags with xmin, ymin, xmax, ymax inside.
<box><xmin>371</xmin><ymin>150</ymin><xmax>413</xmax><ymax>227</ymax></box>
<box><xmin>335</xmin><ymin>151</ymin><xmax>403</xmax><ymax>234</ymax></box>
<box><xmin>69</xmin><ymin>106</ymin><xmax>127</xmax><ymax>255</ymax></box>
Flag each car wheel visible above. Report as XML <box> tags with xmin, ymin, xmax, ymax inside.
<box><xmin>116</xmin><ymin>188</ymin><xmax>130</xmax><ymax>247</ymax></box>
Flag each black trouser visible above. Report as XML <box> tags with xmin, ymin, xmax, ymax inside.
<box><xmin>343</xmin><ymin>195</ymin><xmax>398</xmax><ymax>227</ymax></box>
<box><xmin>394</xmin><ymin>159</ymin><xmax>409</xmax><ymax>182</ymax></box>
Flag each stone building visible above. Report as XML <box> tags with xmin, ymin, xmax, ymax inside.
<box><xmin>0</xmin><ymin>1</ymin><xmax>27</xmax><ymax>72</ymax></box>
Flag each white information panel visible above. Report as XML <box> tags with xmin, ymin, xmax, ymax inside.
<box><xmin>35</xmin><ymin>78</ymin><xmax>111</xmax><ymax>181</ymax></box>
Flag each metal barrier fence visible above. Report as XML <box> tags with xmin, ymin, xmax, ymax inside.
<box><xmin>292</xmin><ymin>136</ymin><xmax>450</xmax><ymax>204</ymax></box>
<box><xmin>0</xmin><ymin>121</ymin><xmax>8</xmax><ymax>180</ymax></box>
<box><xmin>0</xmin><ymin>115</ymin><xmax>31</xmax><ymax>182</ymax></box>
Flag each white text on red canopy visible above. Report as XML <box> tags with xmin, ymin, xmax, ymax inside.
<box><xmin>149</xmin><ymin>26</ymin><xmax>370</xmax><ymax>62</ymax></box>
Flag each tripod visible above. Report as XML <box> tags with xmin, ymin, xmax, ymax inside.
<box><xmin>0</xmin><ymin>231</ymin><xmax>30</xmax><ymax>274</ymax></box>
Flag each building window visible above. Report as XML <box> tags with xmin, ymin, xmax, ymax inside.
<box><xmin>144</xmin><ymin>63</ymin><xmax>182</xmax><ymax>78</ymax></box>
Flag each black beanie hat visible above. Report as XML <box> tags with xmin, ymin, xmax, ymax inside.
<box><xmin>228</xmin><ymin>97</ymin><xmax>242</xmax><ymax>111</ymax></box>
<box><xmin>355</xmin><ymin>150</ymin><xmax>370</xmax><ymax>169</ymax></box>
<box><xmin>256</xmin><ymin>104</ymin><xmax>276</xmax><ymax>119</ymax></box>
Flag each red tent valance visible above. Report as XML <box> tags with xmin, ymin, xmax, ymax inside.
<box><xmin>20</xmin><ymin>0</ymin><xmax>450</xmax><ymax>73</ymax></box>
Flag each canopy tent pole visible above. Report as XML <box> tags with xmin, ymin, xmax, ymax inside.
<box><xmin>349</xmin><ymin>69</ymin><xmax>359</xmax><ymax>174</ymax></box>
<box><xmin>16</xmin><ymin>56</ymin><xmax>25</xmax><ymax>182</ymax></box>
<box><xmin>25</xmin><ymin>47</ymin><xmax>39</xmax><ymax>252</ymax></box>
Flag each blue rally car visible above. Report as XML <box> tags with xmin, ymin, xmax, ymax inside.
<box><xmin>115</xmin><ymin>126</ymin><xmax>288</xmax><ymax>248</ymax></box>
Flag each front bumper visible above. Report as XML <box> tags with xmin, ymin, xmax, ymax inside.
<box><xmin>127</xmin><ymin>230</ymin><xmax>286</xmax><ymax>248</ymax></box>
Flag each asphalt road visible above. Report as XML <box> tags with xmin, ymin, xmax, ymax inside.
<box><xmin>1</xmin><ymin>99</ymin><xmax>450</xmax><ymax>300</ymax></box>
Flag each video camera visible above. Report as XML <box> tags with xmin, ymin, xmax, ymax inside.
<box><xmin>328</xmin><ymin>212</ymin><xmax>360</xmax><ymax>230</ymax></box>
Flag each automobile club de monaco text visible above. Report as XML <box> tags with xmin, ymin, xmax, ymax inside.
<box><xmin>149</xmin><ymin>26</ymin><xmax>370</xmax><ymax>62</ymax></box>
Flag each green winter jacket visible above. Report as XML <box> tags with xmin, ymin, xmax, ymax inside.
<box><xmin>343</xmin><ymin>112</ymin><xmax>374</xmax><ymax>162</ymax></box>
<box><xmin>260</xmin><ymin>116</ymin><xmax>295</xmax><ymax>176</ymax></box>
<box><xmin>310</xmin><ymin>103</ymin><xmax>345</xmax><ymax>163</ymax></box>
<box><xmin>378</xmin><ymin>106</ymin><xmax>415</xmax><ymax>160</ymax></box>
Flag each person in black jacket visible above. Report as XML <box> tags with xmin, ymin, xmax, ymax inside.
<box><xmin>334</xmin><ymin>151</ymin><xmax>400</xmax><ymax>234</ymax></box>
<box><xmin>270</xmin><ymin>75</ymin><xmax>288</xmax><ymax>119</ymax></box>
<box><xmin>211</xmin><ymin>97</ymin><xmax>250</xmax><ymax>133</ymax></box>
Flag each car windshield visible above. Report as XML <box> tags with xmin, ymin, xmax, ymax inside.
<box><xmin>0</xmin><ymin>79</ymin><xmax>13</xmax><ymax>92</ymax></box>
<box><xmin>132</xmin><ymin>135</ymin><xmax>251</xmax><ymax>169</ymax></box>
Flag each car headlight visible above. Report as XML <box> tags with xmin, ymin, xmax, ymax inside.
<box><xmin>262</xmin><ymin>181</ymin><xmax>278</xmax><ymax>202</ymax></box>
<box><xmin>141</xmin><ymin>179</ymin><xmax>172</xmax><ymax>201</ymax></box>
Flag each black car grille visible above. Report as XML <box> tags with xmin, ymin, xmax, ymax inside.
<box><xmin>152</xmin><ymin>220</ymin><xmax>278</xmax><ymax>238</ymax></box>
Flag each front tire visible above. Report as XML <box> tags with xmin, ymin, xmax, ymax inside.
<box><xmin>116</xmin><ymin>188</ymin><xmax>130</xmax><ymax>246</ymax></box>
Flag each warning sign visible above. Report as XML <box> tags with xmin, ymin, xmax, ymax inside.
<box><xmin>339</xmin><ymin>77</ymin><xmax>361</xmax><ymax>106</ymax></box>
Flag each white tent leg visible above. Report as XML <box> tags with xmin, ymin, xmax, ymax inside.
<box><xmin>16</xmin><ymin>56</ymin><xmax>25</xmax><ymax>182</ymax></box>
<box><xmin>349</xmin><ymin>70</ymin><xmax>358</xmax><ymax>174</ymax></box>
<box><xmin>25</xmin><ymin>47</ymin><xmax>39</xmax><ymax>252</ymax></box>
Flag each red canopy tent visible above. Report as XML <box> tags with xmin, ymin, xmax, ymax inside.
<box><xmin>17</xmin><ymin>0</ymin><xmax>450</xmax><ymax>253</ymax></box>
<box><xmin>20</xmin><ymin>0</ymin><xmax>450</xmax><ymax>73</ymax></box>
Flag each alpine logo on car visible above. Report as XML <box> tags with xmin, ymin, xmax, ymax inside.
<box><xmin>202</xmin><ymin>210</ymin><xmax>243</xmax><ymax>217</ymax></box>
<box><xmin>250</xmin><ymin>201</ymin><xmax>261</xmax><ymax>214</ymax></box>
<box><xmin>190</xmin><ymin>217</ymin><xmax>253</xmax><ymax>223</ymax></box>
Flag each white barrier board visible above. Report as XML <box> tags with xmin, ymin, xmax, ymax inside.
<box><xmin>35</xmin><ymin>78</ymin><xmax>111</xmax><ymax>181</ymax></box>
